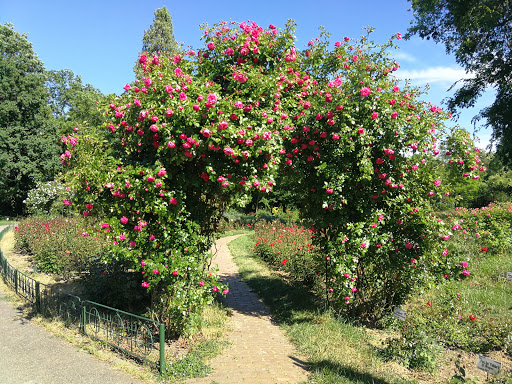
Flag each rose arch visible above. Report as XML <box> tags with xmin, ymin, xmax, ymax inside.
<box><xmin>63</xmin><ymin>20</ymin><xmax>481</xmax><ymax>333</ymax></box>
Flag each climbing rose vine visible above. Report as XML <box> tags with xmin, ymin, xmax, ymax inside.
<box><xmin>63</xmin><ymin>20</ymin><xmax>481</xmax><ymax>330</ymax></box>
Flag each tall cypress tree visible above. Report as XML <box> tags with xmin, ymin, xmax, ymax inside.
<box><xmin>141</xmin><ymin>7</ymin><xmax>179</xmax><ymax>56</ymax></box>
<box><xmin>0</xmin><ymin>23</ymin><xmax>61</xmax><ymax>216</ymax></box>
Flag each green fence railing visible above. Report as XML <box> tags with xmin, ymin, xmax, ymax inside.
<box><xmin>0</xmin><ymin>226</ymin><xmax>166</xmax><ymax>373</ymax></box>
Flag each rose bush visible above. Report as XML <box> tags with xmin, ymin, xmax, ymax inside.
<box><xmin>62</xmin><ymin>20</ymin><xmax>481</xmax><ymax>332</ymax></box>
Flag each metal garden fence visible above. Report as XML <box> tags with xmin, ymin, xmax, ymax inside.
<box><xmin>0</xmin><ymin>226</ymin><xmax>166</xmax><ymax>373</ymax></box>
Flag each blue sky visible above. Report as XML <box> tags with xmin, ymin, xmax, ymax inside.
<box><xmin>0</xmin><ymin>0</ymin><xmax>493</xmax><ymax>148</ymax></box>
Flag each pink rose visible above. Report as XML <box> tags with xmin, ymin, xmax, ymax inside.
<box><xmin>207</xmin><ymin>93</ymin><xmax>218</xmax><ymax>104</ymax></box>
<box><xmin>120</xmin><ymin>216</ymin><xmax>129</xmax><ymax>224</ymax></box>
<box><xmin>360</xmin><ymin>87</ymin><xmax>371</xmax><ymax>97</ymax></box>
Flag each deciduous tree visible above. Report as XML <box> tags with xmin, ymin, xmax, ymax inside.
<box><xmin>406</xmin><ymin>0</ymin><xmax>512</xmax><ymax>162</ymax></box>
<box><xmin>0</xmin><ymin>23</ymin><xmax>61</xmax><ymax>216</ymax></box>
<box><xmin>45</xmin><ymin>69</ymin><xmax>105</xmax><ymax>136</ymax></box>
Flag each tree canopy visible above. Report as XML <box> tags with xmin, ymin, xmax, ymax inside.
<box><xmin>0</xmin><ymin>23</ymin><xmax>61</xmax><ymax>216</ymax></box>
<box><xmin>142</xmin><ymin>7</ymin><xmax>179</xmax><ymax>55</ymax></box>
<box><xmin>406</xmin><ymin>0</ymin><xmax>512</xmax><ymax>162</ymax></box>
<box><xmin>45</xmin><ymin>69</ymin><xmax>105</xmax><ymax>136</ymax></box>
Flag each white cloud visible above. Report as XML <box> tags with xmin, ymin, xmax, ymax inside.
<box><xmin>393</xmin><ymin>51</ymin><xmax>416</xmax><ymax>63</ymax></box>
<box><xmin>396</xmin><ymin>66</ymin><xmax>474</xmax><ymax>86</ymax></box>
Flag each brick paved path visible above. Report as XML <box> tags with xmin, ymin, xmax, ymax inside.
<box><xmin>186</xmin><ymin>235</ymin><xmax>309</xmax><ymax>384</ymax></box>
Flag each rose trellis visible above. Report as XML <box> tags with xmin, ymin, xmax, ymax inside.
<box><xmin>63</xmin><ymin>20</ymin><xmax>481</xmax><ymax>332</ymax></box>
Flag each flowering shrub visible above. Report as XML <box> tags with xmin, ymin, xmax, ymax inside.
<box><xmin>23</xmin><ymin>181</ymin><xmax>73</xmax><ymax>216</ymax></box>
<box><xmin>14</xmin><ymin>217</ymin><xmax>105</xmax><ymax>278</ymax></box>
<box><xmin>273</xmin><ymin>29</ymin><xmax>481</xmax><ymax>318</ymax></box>
<box><xmin>253</xmin><ymin>221</ymin><xmax>322</xmax><ymax>287</ymax></box>
<box><xmin>442</xmin><ymin>202</ymin><xmax>512</xmax><ymax>255</ymax></box>
<box><xmin>62</xmin><ymin>20</ymin><xmax>481</xmax><ymax>331</ymax></box>
<box><xmin>396</xmin><ymin>287</ymin><xmax>512</xmax><ymax>353</ymax></box>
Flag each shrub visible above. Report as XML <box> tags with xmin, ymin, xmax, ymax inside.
<box><xmin>383</xmin><ymin>323</ymin><xmax>442</xmax><ymax>372</ymax></box>
<box><xmin>253</xmin><ymin>220</ymin><xmax>323</xmax><ymax>288</ymax></box>
<box><xmin>14</xmin><ymin>217</ymin><xmax>106</xmax><ymax>279</ymax></box>
<box><xmin>23</xmin><ymin>181</ymin><xmax>73</xmax><ymax>216</ymax></box>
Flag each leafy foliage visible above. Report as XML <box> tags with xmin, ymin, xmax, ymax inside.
<box><xmin>383</xmin><ymin>319</ymin><xmax>442</xmax><ymax>371</ymax></box>
<box><xmin>14</xmin><ymin>217</ymin><xmax>106</xmax><ymax>279</ymax></box>
<box><xmin>23</xmin><ymin>180</ymin><xmax>72</xmax><ymax>216</ymax></box>
<box><xmin>45</xmin><ymin>69</ymin><xmax>105</xmax><ymax>136</ymax></box>
<box><xmin>407</xmin><ymin>0</ymin><xmax>512</xmax><ymax>163</ymax></box>
<box><xmin>135</xmin><ymin>7</ymin><xmax>179</xmax><ymax>78</ymax></box>
<box><xmin>253</xmin><ymin>220</ymin><xmax>323</xmax><ymax>288</ymax></box>
<box><xmin>142</xmin><ymin>7</ymin><xmax>179</xmax><ymax>55</ymax></box>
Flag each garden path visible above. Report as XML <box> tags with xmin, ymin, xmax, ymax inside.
<box><xmin>186</xmin><ymin>234</ymin><xmax>309</xmax><ymax>384</ymax></box>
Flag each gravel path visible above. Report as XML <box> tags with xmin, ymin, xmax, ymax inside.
<box><xmin>186</xmin><ymin>235</ymin><xmax>309</xmax><ymax>384</ymax></box>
